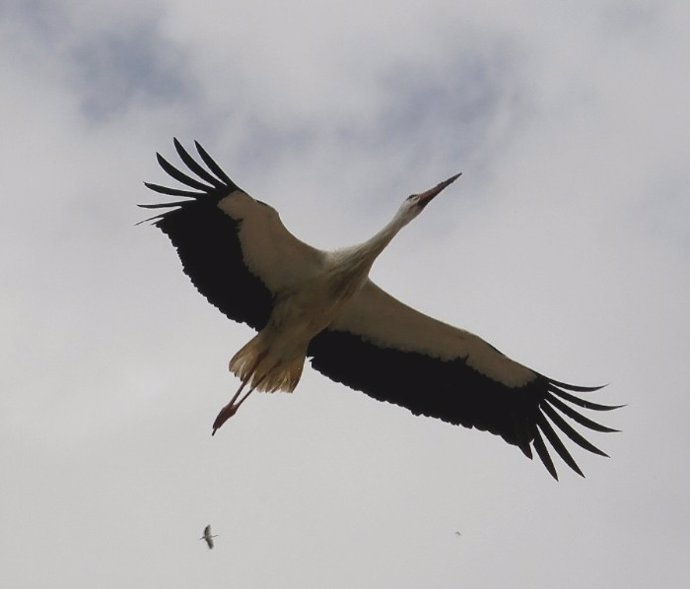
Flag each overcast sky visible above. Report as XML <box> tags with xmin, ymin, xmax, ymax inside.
<box><xmin>2</xmin><ymin>0</ymin><xmax>689</xmax><ymax>587</ymax></box>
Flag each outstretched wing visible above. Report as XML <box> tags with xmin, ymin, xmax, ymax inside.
<box><xmin>201</xmin><ymin>525</ymin><xmax>214</xmax><ymax>548</ymax></box>
<box><xmin>141</xmin><ymin>139</ymin><xmax>324</xmax><ymax>330</ymax></box>
<box><xmin>308</xmin><ymin>281</ymin><xmax>620</xmax><ymax>479</ymax></box>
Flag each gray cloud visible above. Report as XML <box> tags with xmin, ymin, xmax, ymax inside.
<box><xmin>70</xmin><ymin>23</ymin><xmax>195</xmax><ymax>121</ymax></box>
<box><xmin>3</xmin><ymin>0</ymin><xmax>197</xmax><ymax>122</ymax></box>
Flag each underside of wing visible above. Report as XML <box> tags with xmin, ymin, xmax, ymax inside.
<box><xmin>141</xmin><ymin>139</ymin><xmax>323</xmax><ymax>331</ymax></box>
<box><xmin>308</xmin><ymin>281</ymin><xmax>620</xmax><ymax>479</ymax></box>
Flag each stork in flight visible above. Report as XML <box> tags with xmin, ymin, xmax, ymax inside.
<box><xmin>141</xmin><ymin>139</ymin><xmax>620</xmax><ymax>480</ymax></box>
<box><xmin>200</xmin><ymin>524</ymin><xmax>218</xmax><ymax>549</ymax></box>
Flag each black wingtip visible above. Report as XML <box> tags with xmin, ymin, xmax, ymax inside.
<box><xmin>194</xmin><ymin>140</ymin><xmax>235</xmax><ymax>187</ymax></box>
<box><xmin>155</xmin><ymin>151</ymin><xmax>215</xmax><ymax>192</ymax></box>
<box><xmin>527</xmin><ymin>376</ymin><xmax>623</xmax><ymax>478</ymax></box>
<box><xmin>143</xmin><ymin>182</ymin><xmax>206</xmax><ymax>198</ymax></box>
<box><xmin>541</xmin><ymin>403</ymin><xmax>610</xmax><ymax>458</ymax></box>
<box><xmin>173</xmin><ymin>138</ymin><xmax>227</xmax><ymax>189</ymax></box>
<box><xmin>536</xmin><ymin>413</ymin><xmax>584</xmax><ymax>477</ymax></box>
<box><xmin>549</xmin><ymin>379</ymin><xmax>607</xmax><ymax>393</ymax></box>
<box><xmin>548</xmin><ymin>385</ymin><xmax>623</xmax><ymax>412</ymax></box>
<box><xmin>532</xmin><ymin>430</ymin><xmax>559</xmax><ymax>481</ymax></box>
<box><xmin>518</xmin><ymin>442</ymin><xmax>532</xmax><ymax>459</ymax></box>
<box><xmin>138</xmin><ymin>200</ymin><xmax>192</xmax><ymax>209</ymax></box>
<box><xmin>546</xmin><ymin>394</ymin><xmax>620</xmax><ymax>433</ymax></box>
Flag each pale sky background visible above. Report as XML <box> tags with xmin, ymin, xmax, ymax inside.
<box><xmin>2</xmin><ymin>1</ymin><xmax>689</xmax><ymax>587</ymax></box>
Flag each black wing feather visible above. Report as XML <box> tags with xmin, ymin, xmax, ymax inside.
<box><xmin>308</xmin><ymin>329</ymin><xmax>619</xmax><ymax>479</ymax></box>
<box><xmin>541</xmin><ymin>403</ymin><xmax>608</xmax><ymax>457</ymax></box>
<box><xmin>536</xmin><ymin>413</ymin><xmax>583</xmax><ymax>477</ymax></box>
<box><xmin>155</xmin><ymin>153</ymin><xmax>214</xmax><ymax>192</ymax></box>
<box><xmin>143</xmin><ymin>183</ymin><xmax>205</xmax><ymax>199</ymax></box>
<box><xmin>546</xmin><ymin>394</ymin><xmax>619</xmax><ymax>433</ymax></box>
<box><xmin>532</xmin><ymin>428</ymin><xmax>558</xmax><ymax>480</ymax></box>
<box><xmin>549</xmin><ymin>385</ymin><xmax>623</xmax><ymax>411</ymax></box>
<box><xmin>194</xmin><ymin>141</ymin><xmax>235</xmax><ymax>187</ymax></box>
<box><xmin>141</xmin><ymin>139</ymin><xmax>273</xmax><ymax>330</ymax></box>
<box><xmin>173</xmin><ymin>138</ymin><xmax>227</xmax><ymax>189</ymax></box>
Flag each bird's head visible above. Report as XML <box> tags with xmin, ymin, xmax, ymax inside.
<box><xmin>397</xmin><ymin>172</ymin><xmax>462</xmax><ymax>225</ymax></box>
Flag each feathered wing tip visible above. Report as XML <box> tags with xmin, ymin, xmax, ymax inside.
<box><xmin>529</xmin><ymin>380</ymin><xmax>623</xmax><ymax>480</ymax></box>
<box><xmin>138</xmin><ymin>138</ymin><xmax>240</xmax><ymax>223</ymax></box>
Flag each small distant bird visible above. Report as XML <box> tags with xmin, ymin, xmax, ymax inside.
<box><xmin>200</xmin><ymin>525</ymin><xmax>218</xmax><ymax>549</ymax></box>
<box><xmin>142</xmin><ymin>140</ymin><xmax>620</xmax><ymax>479</ymax></box>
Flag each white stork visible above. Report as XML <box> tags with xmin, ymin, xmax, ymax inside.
<box><xmin>200</xmin><ymin>524</ymin><xmax>218</xmax><ymax>549</ymax></box>
<box><xmin>141</xmin><ymin>139</ymin><xmax>620</xmax><ymax>480</ymax></box>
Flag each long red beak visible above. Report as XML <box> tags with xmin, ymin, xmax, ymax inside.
<box><xmin>417</xmin><ymin>172</ymin><xmax>462</xmax><ymax>207</ymax></box>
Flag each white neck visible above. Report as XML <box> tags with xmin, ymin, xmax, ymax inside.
<box><xmin>334</xmin><ymin>208</ymin><xmax>410</xmax><ymax>273</ymax></box>
<box><xmin>361</xmin><ymin>210</ymin><xmax>410</xmax><ymax>258</ymax></box>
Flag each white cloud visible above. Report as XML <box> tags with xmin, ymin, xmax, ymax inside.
<box><xmin>2</xmin><ymin>0</ymin><xmax>689</xmax><ymax>587</ymax></box>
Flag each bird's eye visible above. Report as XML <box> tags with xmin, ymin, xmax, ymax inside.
<box><xmin>406</xmin><ymin>194</ymin><xmax>418</xmax><ymax>202</ymax></box>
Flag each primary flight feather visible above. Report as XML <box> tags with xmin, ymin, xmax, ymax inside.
<box><xmin>141</xmin><ymin>139</ymin><xmax>620</xmax><ymax>480</ymax></box>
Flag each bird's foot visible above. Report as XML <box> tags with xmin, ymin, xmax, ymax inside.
<box><xmin>211</xmin><ymin>381</ymin><xmax>256</xmax><ymax>436</ymax></box>
<box><xmin>212</xmin><ymin>401</ymin><xmax>241</xmax><ymax>435</ymax></box>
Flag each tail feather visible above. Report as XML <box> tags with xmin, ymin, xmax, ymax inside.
<box><xmin>229</xmin><ymin>334</ymin><xmax>305</xmax><ymax>393</ymax></box>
